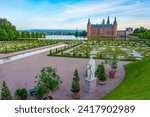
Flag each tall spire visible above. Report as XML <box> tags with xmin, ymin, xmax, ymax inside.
<box><xmin>87</xmin><ymin>18</ymin><xmax>91</xmax><ymax>25</ymax></box>
<box><xmin>107</xmin><ymin>16</ymin><xmax>110</xmax><ymax>24</ymax></box>
<box><xmin>102</xmin><ymin>19</ymin><xmax>105</xmax><ymax>24</ymax></box>
<box><xmin>114</xmin><ymin>17</ymin><xmax>117</xmax><ymax>24</ymax></box>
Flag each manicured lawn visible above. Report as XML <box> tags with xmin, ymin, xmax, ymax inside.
<box><xmin>102</xmin><ymin>57</ymin><xmax>150</xmax><ymax>100</ymax></box>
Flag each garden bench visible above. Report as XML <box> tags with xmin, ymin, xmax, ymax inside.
<box><xmin>29</xmin><ymin>87</ymin><xmax>37</xmax><ymax>96</ymax></box>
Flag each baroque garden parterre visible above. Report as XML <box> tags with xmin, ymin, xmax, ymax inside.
<box><xmin>48</xmin><ymin>40</ymin><xmax>150</xmax><ymax>61</ymax></box>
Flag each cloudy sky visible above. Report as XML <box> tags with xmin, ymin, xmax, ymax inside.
<box><xmin>0</xmin><ymin>0</ymin><xmax>150</xmax><ymax>30</ymax></box>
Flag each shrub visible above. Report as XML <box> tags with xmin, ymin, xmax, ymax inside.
<box><xmin>49</xmin><ymin>50</ymin><xmax>52</xmax><ymax>55</ymax></box>
<box><xmin>97</xmin><ymin>64</ymin><xmax>106</xmax><ymax>81</ymax></box>
<box><xmin>15</xmin><ymin>88</ymin><xmax>28</xmax><ymax>100</ymax></box>
<box><xmin>110</xmin><ymin>55</ymin><xmax>118</xmax><ymax>69</ymax></box>
<box><xmin>36</xmin><ymin>84</ymin><xmax>48</xmax><ymax>99</ymax></box>
<box><xmin>71</xmin><ymin>69</ymin><xmax>80</xmax><ymax>93</ymax></box>
<box><xmin>36</xmin><ymin>67</ymin><xmax>62</xmax><ymax>99</ymax></box>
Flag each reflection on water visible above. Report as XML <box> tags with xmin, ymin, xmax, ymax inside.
<box><xmin>0</xmin><ymin>44</ymin><xmax>66</xmax><ymax>65</ymax></box>
<box><xmin>44</xmin><ymin>35</ymin><xmax>87</xmax><ymax>40</ymax></box>
<box><xmin>42</xmin><ymin>35</ymin><xmax>150</xmax><ymax>42</ymax></box>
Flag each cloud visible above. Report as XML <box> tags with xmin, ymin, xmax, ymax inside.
<box><xmin>56</xmin><ymin>0</ymin><xmax>128</xmax><ymax>21</ymax></box>
<box><xmin>0</xmin><ymin>0</ymin><xmax>149</xmax><ymax>30</ymax></box>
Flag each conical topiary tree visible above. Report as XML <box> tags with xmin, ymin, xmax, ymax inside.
<box><xmin>71</xmin><ymin>69</ymin><xmax>80</xmax><ymax>93</ymax></box>
<box><xmin>0</xmin><ymin>81</ymin><xmax>12</xmax><ymax>100</ymax></box>
<box><xmin>97</xmin><ymin>63</ymin><xmax>106</xmax><ymax>81</ymax></box>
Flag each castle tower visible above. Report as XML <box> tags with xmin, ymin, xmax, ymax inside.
<box><xmin>113</xmin><ymin>17</ymin><xmax>118</xmax><ymax>36</ymax></box>
<box><xmin>87</xmin><ymin>18</ymin><xmax>92</xmax><ymax>36</ymax></box>
<box><xmin>107</xmin><ymin>16</ymin><xmax>110</xmax><ymax>24</ymax></box>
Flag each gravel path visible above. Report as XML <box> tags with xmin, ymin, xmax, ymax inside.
<box><xmin>0</xmin><ymin>51</ymin><xmax>129</xmax><ymax>100</ymax></box>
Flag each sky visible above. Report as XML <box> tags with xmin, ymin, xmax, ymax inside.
<box><xmin>0</xmin><ymin>0</ymin><xmax>150</xmax><ymax>30</ymax></box>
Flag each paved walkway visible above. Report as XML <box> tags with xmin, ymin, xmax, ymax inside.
<box><xmin>0</xmin><ymin>51</ymin><xmax>129</xmax><ymax>100</ymax></box>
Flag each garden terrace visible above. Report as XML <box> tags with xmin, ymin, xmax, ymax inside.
<box><xmin>0</xmin><ymin>54</ymin><xmax>129</xmax><ymax>100</ymax></box>
<box><xmin>0</xmin><ymin>40</ymin><xmax>61</xmax><ymax>53</ymax></box>
<box><xmin>48</xmin><ymin>40</ymin><xmax>150</xmax><ymax>61</ymax></box>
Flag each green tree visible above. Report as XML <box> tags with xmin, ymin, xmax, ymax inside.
<box><xmin>133</xmin><ymin>28</ymin><xmax>140</xmax><ymax>34</ymax></box>
<box><xmin>75</xmin><ymin>31</ymin><xmax>79</xmax><ymax>37</ymax></box>
<box><xmin>21</xmin><ymin>32</ymin><xmax>26</xmax><ymax>38</ymax></box>
<box><xmin>0</xmin><ymin>81</ymin><xmax>12</xmax><ymax>100</ymax></box>
<box><xmin>148</xmin><ymin>32</ymin><xmax>150</xmax><ymax>39</ymax></box>
<box><xmin>38</xmin><ymin>33</ymin><xmax>42</xmax><ymax>38</ymax></box>
<box><xmin>81</xmin><ymin>31</ymin><xmax>87</xmax><ymax>37</ymax></box>
<box><xmin>43</xmin><ymin>33</ymin><xmax>46</xmax><ymax>38</ymax></box>
<box><xmin>0</xmin><ymin>18</ymin><xmax>17</xmax><ymax>39</ymax></box>
<box><xmin>133</xmin><ymin>27</ymin><xmax>150</xmax><ymax>39</ymax></box>
<box><xmin>15</xmin><ymin>88</ymin><xmax>28</xmax><ymax>100</ymax></box>
<box><xmin>31</xmin><ymin>32</ymin><xmax>35</xmax><ymax>38</ymax></box>
<box><xmin>15</xmin><ymin>31</ymin><xmax>21</xmax><ymax>39</ymax></box>
<box><xmin>26</xmin><ymin>32</ymin><xmax>30</xmax><ymax>38</ymax></box>
<box><xmin>35</xmin><ymin>32</ymin><xmax>39</xmax><ymax>38</ymax></box>
<box><xmin>145</xmin><ymin>32</ymin><xmax>149</xmax><ymax>39</ymax></box>
<box><xmin>139</xmin><ymin>27</ymin><xmax>146</xmax><ymax>33</ymax></box>
<box><xmin>0</xmin><ymin>29</ymin><xmax>8</xmax><ymax>40</ymax></box>
<box><xmin>138</xmin><ymin>33</ymin><xmax>143</xmax><ymax>39</ymax></box>
<box><xmin>8</xmin><ymin>30</ymin><xmax>15</xmax><ymax>40</ymax></box>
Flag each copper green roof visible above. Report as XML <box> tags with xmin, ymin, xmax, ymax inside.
<box><xmin>92</xmin><ymin>24</ymin><xmax>112</xmax><ymax>28</ymax></box>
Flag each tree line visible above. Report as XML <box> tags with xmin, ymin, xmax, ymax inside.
<box><xmin>19</xmin><ymin>32</ymin><xmax>46</xmax><ymax>39</ymax></box>
<box><xmin>75</xmin><ymin>31</ymin><xmax>87</xmax><ymax>37</ymax></box>
<box><xmin>133</xmin><ymin>27</ymin><xmax>150</xmax><ymax>39</ymax></box>
<box><xmin>0</xmin><ymin>18</ymin><xmax>46</xmax><ymax>41</ymax></box>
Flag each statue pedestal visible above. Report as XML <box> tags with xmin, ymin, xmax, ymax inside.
<box><xmin>84</xmin><ymin>78</ymin><xmax>96</xmax><ymax>93</ymax></box>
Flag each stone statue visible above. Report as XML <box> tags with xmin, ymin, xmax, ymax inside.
<box><xmin>86</xmin><ymin>55</ymin><xmax>95</xmax><ymax>80</ymax></box>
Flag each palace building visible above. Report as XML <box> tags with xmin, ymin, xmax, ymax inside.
<box><xmin>117</xmin><ymin>27</ymin><xmax>133</xmax><ymax>37</ymax></box>
<box><xmin>87</xmin><ymin>16</ymin><xmax>118</xmax><ymax>37</ymax></box>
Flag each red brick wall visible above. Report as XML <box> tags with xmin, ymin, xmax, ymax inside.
<box><xmin>88</xmin><ymin>25</ymin><xmax>117</xmax><ymax>36</ymax></box>
<box><xmin>117</xmin><ymin>31</ymin><xmax>126</xmax><ymax>37</ymax></box>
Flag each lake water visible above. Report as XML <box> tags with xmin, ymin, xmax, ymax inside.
<box><xmin>44</xmin><ymin>35</ymin><xmax>87</xmax><ymax>40</ymax></box>
<box><xmin>43</xmin><ymin>35</ymin><xmax>131</xmax><ymax>41</ymax></box>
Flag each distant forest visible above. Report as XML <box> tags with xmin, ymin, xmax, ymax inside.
<box><xmin>20</xmin><ymin>29</ymin><xmax>87</xmax><ymax>36</ymax></box>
